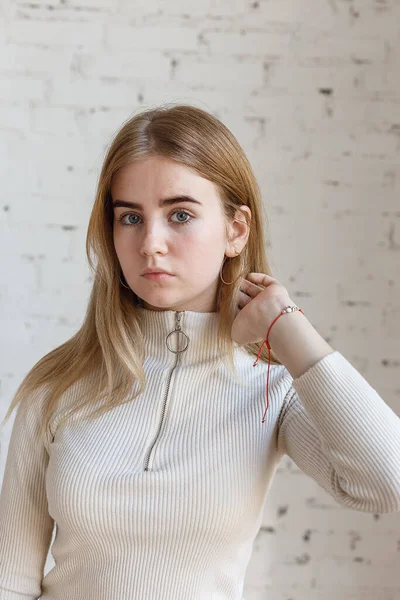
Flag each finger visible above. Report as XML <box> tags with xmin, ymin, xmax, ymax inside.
<box><xmin>238</xmin><ymin>289</ymin><xmax>252</xmax><ymax>306</ymax></box>
<box><xmin>238</xmin><ymin>285</ymin><xmax>252</xmax><ymax>298</ymax></box>
<box><xmin>241</xmin><ymin>278</ymin><xmax>264</xmax><ymax>293</ymax></box>
<box><xmin>247</xmin><ymin>273</ymin><xmax>275</xmax><ymax>284</ymax></box>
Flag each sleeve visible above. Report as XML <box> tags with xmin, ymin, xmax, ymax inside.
<box><xmin>276</xmin><ymin>350</ymin><xmax>400</xmax><ymax>514</ymax></box>
<box><xmin>0</xmin><ymin>385</ymin><xmax>55</xmax><ymax>600</ymax></box>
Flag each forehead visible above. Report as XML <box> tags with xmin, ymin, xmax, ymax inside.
<box><xmin>111</xmin><ymin>156</ymin><xmax>218</xmax><ymax>201</ymax></box>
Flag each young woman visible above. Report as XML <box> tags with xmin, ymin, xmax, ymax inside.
<box><xmin>0</xmin><ymin>104</ymin><xmax>399</xmax><ymax>600</ymax></box>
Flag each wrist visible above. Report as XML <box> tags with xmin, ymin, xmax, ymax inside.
<box><xmin>265</xmin><ymin>309</ymin><xmax>334</xmax><ymax>378</ymax></box>
<box><xmin>264</xmin><ymin>299</ymin><xmax>300</xmax><ymax>340</ymax></box>
<box><xmin>266</xmin><ymin>306</ymin><xmax>304</xmax><ymax>346</ymax></box>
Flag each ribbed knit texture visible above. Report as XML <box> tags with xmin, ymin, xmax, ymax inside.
<box><xmin>1</xmin><ymin>307</ymin><xmax>400</xmax><ymax>600</ymax></box>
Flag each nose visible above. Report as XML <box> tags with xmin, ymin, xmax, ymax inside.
<box><xmin>139</xmin><ymin>219</ymin><xmax>169</xmax><ymax>257</ymax></box>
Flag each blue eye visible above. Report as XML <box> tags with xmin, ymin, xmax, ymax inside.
<box><xmin>118</xmin><ymin>209</ymin><xmax>192</xmax><ymax>227</ymax></box>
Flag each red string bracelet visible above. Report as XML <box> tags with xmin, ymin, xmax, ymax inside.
<box><xmin>252</xmin><ymin>305</ymin><xmax>305</xmax><ymax>423</ymax></box>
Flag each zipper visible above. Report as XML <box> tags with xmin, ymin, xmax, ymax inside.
<box><xmin>143</xmin><ymin>311</ymin><xmax>189</xmax><ymax>472</ymax></box>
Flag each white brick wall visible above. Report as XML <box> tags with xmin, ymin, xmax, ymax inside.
<box><xmin>1</xmin><ymin>1</ymin><xmax>399</xmax><ymax>598</ymax></box>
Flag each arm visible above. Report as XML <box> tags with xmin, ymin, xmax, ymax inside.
<box><xmin>0</xmin><ymin>385</ymin><xmax>55</xmax><ymax>600</ymax></box>
<box><xmin>272</xmin><ymin>311</ymin><xmax>400</xmax><ymax>514</ymax></box>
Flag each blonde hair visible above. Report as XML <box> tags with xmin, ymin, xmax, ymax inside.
<box><xmin>1</xmin><ymin>103</ymin><xmax>283</xmax><ymax>445</ymax></box>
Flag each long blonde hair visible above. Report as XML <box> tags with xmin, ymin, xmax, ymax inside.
<box><xmin>1</xmin><ymin>103</ymin><xmax>283</xmax><ymax>445</ymax></box>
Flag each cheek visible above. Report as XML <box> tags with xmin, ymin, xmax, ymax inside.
<box><xmin>186</xmin><ymin>221</ymin><xmax>221</xmax><ymax>244</ymax></box>
<box><xmin>113</xmin><ymin>231</ymin><xmax>134</xmax><ymax>269</ymax></box>
<box><xmin>178</xmin><ymin>227</ymin><xmax>215</xmax><ymax>256</ymax></box>
<box><xmin>113</xmin><ymin>226</ymin><xmax>134</xmax><ymax>250</ymax></box>
<box><xmin>112</xmin><ymin>230</ymin><xmax>124</xmax><ymax>256</ymax></box>
<box><xmin>179</xmin><ymin>226</ymin><xmax>223</xmax><ymax>268</ymax></box>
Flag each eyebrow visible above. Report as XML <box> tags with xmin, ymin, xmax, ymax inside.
<box><xmin>112</xmin><ymin>195</ymin><xmax>202</xmax><ymax>210</ymax></box>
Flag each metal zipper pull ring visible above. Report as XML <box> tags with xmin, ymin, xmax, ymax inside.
<box><xmin>166</xmin><ymin>311</ymin><xmax>189</xmax><ymax>354</ymax></box>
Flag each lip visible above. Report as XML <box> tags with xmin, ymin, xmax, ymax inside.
<box><xmin>142</xmin><ymin>273</ymin><xmax>174</xmax><ymax>281</ymax></box>
<box><xmin>141</xmin><ymin>268</ymin><xmax>173</xmax><ymax>275</ymax></box>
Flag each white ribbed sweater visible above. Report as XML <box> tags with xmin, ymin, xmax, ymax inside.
<box><xmin>1</xmin><ymin>308</ymin><xmax>400</xmax><ymax>600</ymax></box>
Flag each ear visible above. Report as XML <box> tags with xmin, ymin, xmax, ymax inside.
<box><xmin>225</xmin><ymin>206</ymin><xmax>251</xmax><ymax>256</ymax></box>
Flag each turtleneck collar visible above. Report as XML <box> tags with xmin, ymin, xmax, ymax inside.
<box><xmin>136</xmin><ymin>306</ymin><xmax>231</xmax><ymax>366</ymax></box>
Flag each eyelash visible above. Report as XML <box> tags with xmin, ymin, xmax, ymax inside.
<box><xmin>117</xmin><ymin>209</ymin><xmax>193</xmax><ymax>228</ymax></box>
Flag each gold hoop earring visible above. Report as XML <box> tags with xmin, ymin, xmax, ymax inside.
<box><xmin>219</xmin><ymin>251</ymin><xmax>245</xmax><ymax>285</ymax></box>
<box><xmin>119</xmin><ymin>274</ymin><xmax>131</xmax><ymax>289</ymax></box>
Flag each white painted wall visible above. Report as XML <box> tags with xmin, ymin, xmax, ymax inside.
<box><xmin>1</xmin><ymin>1</ymin><xmax>399</xmax><ymax>598</ymax></box>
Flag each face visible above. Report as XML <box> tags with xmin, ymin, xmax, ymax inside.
<box><xmin>111</xmin><ymin>155</ymin><xmax>249</xmax><ymax>312</ymax></box>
